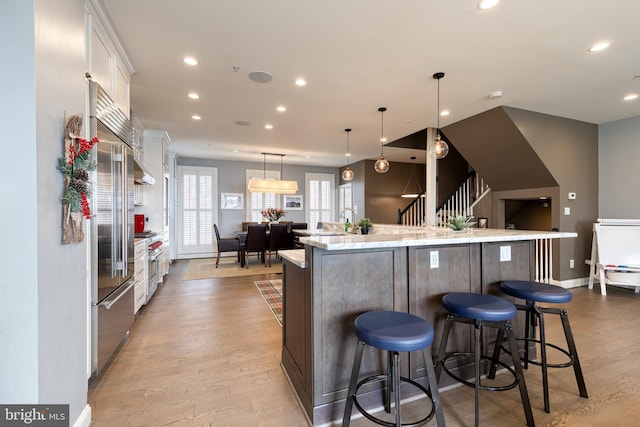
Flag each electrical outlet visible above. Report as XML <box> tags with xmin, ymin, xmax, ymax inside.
<box><xmin>500</xmin><ymin>246</ymin><xmax>511</xmax><ymax>262</ymax></box>
<box><xmin>430</xmin><ymin>250</ymin><xmax>439</xmax><ymax>269</ymax></box>
<box><xmin>570</xmin><ymin>259</ymin><xmax>575</xmax><ymax>268</ymax></box>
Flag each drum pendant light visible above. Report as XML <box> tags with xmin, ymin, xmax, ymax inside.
<box><xmin>401</xmin><ymin>158</ymin><xmax>423</xmax><ymax>198</ymax></box>
<box><xmin>428</xmin><ymin>72</ymin><xmax>450</xmax><ymax>159</ymax></box>
<box><xmin>374</xmin><ymin>107</ymin><xmax>390</xmax><ymax>173</ymax></box>
<box><xmin>247</xmin><ymin>153</ymin><xmax>298</xmax><ymax>194</ymax></box>
<box><xmin>341</xmin><ymin>128</ymin><xmax>354</xmax><ymax>181</ymax></box>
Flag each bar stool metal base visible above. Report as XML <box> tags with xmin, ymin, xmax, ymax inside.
<box><xmin>342</xmin><ymin>311</ymin><xmax>445</xmax><ymax>427</ymax></box>
<box><xmin>352</xmin><ymin>360</ymin><xmax>436</xmax><ymax>426</ymax></box>
<box><xmin>436</xmin><ymin>296</ymin><xmax>535</xmax><ymax>427</ymax></box>
<box><xmin>497</xmin><ymin>281</ymin><xmax>588</xmax><ymax>413</ymax></box>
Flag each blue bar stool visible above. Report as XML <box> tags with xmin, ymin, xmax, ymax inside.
<box><xmin>435</xmin><ymin>293</ymin><xmax>535</xmax><ymax>427</ymax></box>
<box><xmin>342</xmin><ymin>310</ymin><xmax>446</xmax><ymax>427</ymax></box>
<box><xmin>496</xmin><ymin>281</ymin><xmax>588</xmax><ymax>413</ymax></box>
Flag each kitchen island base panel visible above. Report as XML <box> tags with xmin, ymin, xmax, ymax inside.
<box><xmin>282</xmin><ymin>229</ymin><xmax>574</xmax><ymax>424</ymax></box>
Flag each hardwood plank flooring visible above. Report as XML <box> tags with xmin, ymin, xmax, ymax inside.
<box><xmin>89</xmin><ymin>261</ymin><xmax>640</xmax><ymax>426</ymax></box>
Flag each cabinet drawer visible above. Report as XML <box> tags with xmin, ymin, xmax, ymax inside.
<box><xmin>134</xmin><ymin>280</ymin><xmax>147</xmax><ymax>314</ymax></box>
<box><xmin>134</xmin><ymin>263</ymin><xmax>145</xmax><ymax>281</ymax></box>
<box><xmin>134</xmin><ymin>243</ymin><xmax>146</xmax><ymax>259</ymax></box>
<box><xmin>134</xmin><ymin>242</ymin><xmax>146</xmax><ymax>258</ymax></box>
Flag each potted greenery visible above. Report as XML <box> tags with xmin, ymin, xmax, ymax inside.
<box><xmin>447</xmin><ymin>215</ymin><xmax>475</xmax><ymax>231</ymax></box>
<box><xmin>358</xmin><ymin>218</ymin><xmax>372</xmax><ymax>234</ymax></box>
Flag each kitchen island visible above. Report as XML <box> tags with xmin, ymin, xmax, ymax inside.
<box><xmin>279</xmin><ymin>226</ymin><xmax>575</xmax><ymax>425</ymax></box>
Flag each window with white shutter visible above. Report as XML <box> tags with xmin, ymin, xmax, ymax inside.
<box><xmin>177</xmin><ymin>166</ymin><xmax>218</xmax><ymax>255</ymax></box>
<box><xmin>306</xmin><ymin>173</ymin><xmax>335</xmax><ymax>229</ymax></box>
<box><xmin>246</xmin><ymin>169</ymin><xmax>281</xmax><ymax>222</ymax></box>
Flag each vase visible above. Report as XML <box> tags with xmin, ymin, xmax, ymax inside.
<box><xmin>361</xmin><ymin>227</ymin><xmax>369</xmax><ymax>235</ymax></box>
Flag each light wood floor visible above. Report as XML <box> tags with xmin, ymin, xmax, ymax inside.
<box><xmin>89</xmin><ymin>261</ymin><xmax>640</xmax><ymax>426</ymax></box>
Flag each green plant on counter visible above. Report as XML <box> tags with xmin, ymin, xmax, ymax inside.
<box><xmin>447</xmin><ymin>215</ymin><xmax>475</xmax><ymax>231</ymax></box>
<box><xmin>358</xmin><ymin>218</ymin><xmax>372</xmax><ymax>229</ymax></box>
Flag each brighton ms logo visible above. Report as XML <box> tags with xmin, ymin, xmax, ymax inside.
<box><xmin>1</xmin><ymin>405</ymin><xmax>68</xmax><ymax>426</ymax></box>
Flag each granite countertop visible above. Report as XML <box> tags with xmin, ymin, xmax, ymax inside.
<box><xmin>299</xmin><ymin>227</ymin><xmax>577</xmax><ymax>251</ymax></box>
<box><xmin>279</xmin><ymin>249</ymin><xmax>307</xmax><ymax>268</ymax></box>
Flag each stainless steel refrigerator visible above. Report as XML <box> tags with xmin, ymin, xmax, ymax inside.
<box><xmin>89</xmin><ymin>81</ymin><xmax>136</xmax><ymax>377</ymax></box>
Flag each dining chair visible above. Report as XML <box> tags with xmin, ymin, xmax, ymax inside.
<box><xmin>241</xmin><ymin>221</ymin><xmax>258</xmax><ymax>231</ymax></box>
<box><xmin>214</xmin><ymin>224</ymin><xmax>240</xmax><ymax>268</ymax></box>
<box><xmin>267</xmin><ymin>223</ymin><xmax>290</xmax><ymax>266</ymax></box>
<box><xmin>244</xmin><ymin>224</ymin><xmax>268</xmax><ymax>268</ymax></box>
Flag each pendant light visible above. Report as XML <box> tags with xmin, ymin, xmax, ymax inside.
<box><xmin>401</xmin><ymin>157</ymin><xmax>423</xmax><ymax>198</ymax></box>
<box><xmin>374</xmin><ymin>107</ymin><xmax>390</xmax><ymax>173</ymax></box>
<box><xmin>341</xmin><ymin>128</ymin><xmax>354</xmax><ymax>181</ymax></box>
<box><xmin>247</xmin><ymin>153</ymin><xmax>299</xmax><ymax>194</ymax></box>
<box><xmin>428</xmin><ymin>72</ymin><xmax>450</xmax><ymax>159</ymax></box>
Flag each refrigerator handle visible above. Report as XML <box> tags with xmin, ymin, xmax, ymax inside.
<box><xmin>99</xmin><ymin>280</ymin><xmax>134</xmax><ymax>310</ymax></box>
<box><xmin>122</xmin><ymin>151</ymin><xmax>128</xmax><ymax>276</ymax></box>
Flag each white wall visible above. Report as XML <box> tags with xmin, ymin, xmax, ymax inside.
<box><xmin>0</xmin><ymin>0</ymin><xmax>90</xmax><ymax>425</ymax></box>
<box><xmin>599</xmin><ymin>115</ymin><xmax>640</xmax><ymax>218</ymax></box>
<box><xmin>0</xmin><ymin>0</ymin><xmax>39</xmax><ymax>402</ymax></box>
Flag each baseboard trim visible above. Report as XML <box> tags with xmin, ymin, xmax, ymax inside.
<box><xmin>551</xmin><ymin>277</ymin><xmax>589</xmax><ymax>289</ymax></box>
<box><xmin>73</xmin><ymin>404</ymin><xmax>92</xmax><ymax>427</ymax></box>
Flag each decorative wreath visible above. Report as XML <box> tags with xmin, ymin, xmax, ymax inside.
<box><xmin>57</xmin><ymin>114</ymin><xmax>99</xmax><ymax>244</ymax></box>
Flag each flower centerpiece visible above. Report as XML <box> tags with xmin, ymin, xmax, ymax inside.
<box><xmin>262</xmin><ymin>207</ymin><xmax>286</xmax><ymax>222</ymax></box>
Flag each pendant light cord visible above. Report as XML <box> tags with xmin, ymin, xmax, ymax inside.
<box><xmin>378</xmin><ymin>107</ymin><xmax>387</xmax><ymax>156</ymax></box>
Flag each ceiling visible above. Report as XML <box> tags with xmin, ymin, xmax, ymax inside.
<box><xmin>100</xmin><ymin>0</ymin><xmax>640</xmax><ymax>167</ymax></box>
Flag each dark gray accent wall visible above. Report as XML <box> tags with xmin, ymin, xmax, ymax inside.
<box><xmin>441</xmin><ymin>106</ymin><xmax>598</xmax><ymax>281</ymax></box>
<box><xmin>442</xmin><ymin>106</ymin><xmax>558</xmax><ymax>191</ymax></box>
<box><xmin>503</xmin><ymin>107</ymin><xmax>598</xmax><ymax>281</ymax></box>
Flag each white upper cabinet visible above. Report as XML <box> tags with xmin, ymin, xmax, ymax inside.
<box><xmin>85</xmin><ymin>1</ymin><xmax>134</xmax><ymax>118</ymax></box>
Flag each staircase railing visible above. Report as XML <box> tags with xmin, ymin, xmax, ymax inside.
<box><xmin>397</xmin><ymin>170</ymin><xmax>491</xmax><ymax>227</ymax></box>
<box><xmin>435</xmin><ymin>171</ymin><xmax>491</xmax><ymax>228</ymax></box>
<box><xmin>397</xmin><ymin>191</ymin><xmax>426</xmax><ymax>226</ymax></box>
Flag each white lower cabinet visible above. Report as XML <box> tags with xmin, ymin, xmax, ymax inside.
<box><xmin>133</xmin><ymin>239</ymin><xmax>148</xmax><ymax>314</ymax></box>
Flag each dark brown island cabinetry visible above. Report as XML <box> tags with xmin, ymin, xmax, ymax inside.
<box><xmin>281</xmin><ymin>234</ymin><xmax>549</xmax><ymax>425</ymax></box>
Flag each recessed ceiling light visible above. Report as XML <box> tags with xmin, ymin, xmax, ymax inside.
<box><xmin>489</xmin><ymin>90</ymin><xmax>504</xmax><ymax>99</ymax></box>
<box><xmin>265</xmin><ymin>124</ymin><xmax>273</xmax><ymax>129</ymax></box>
<box><xmin>624</xmin><ymin>93</ymin><xmax>639</xmax><ymax>101</ymax></box>
<box><xmin>440</xmin><ymin>110</ymin><xmax>450</xmax><ymax>116</ymax></box>
<box><xmin>183</xmin><ymin>57</ymin><xmax>198</xmax><ymax>66</ymax></box>
<box><xmin>295</xmin><ymin>78</ymin><xmax>307</xmax><ymax>86</ymax></box>
<box><xmin>191</xmin><ymin>115</ymin><xmax>201</xmax><ymax>120</ymax></box>
<box><xmin>478</xmin><ymin>0</ymin><xmax>500</xmax><ymax>10</ymax></box>
<box><xmin>588</xmin><ymin>42</ymin><xmax>610</xmax><ymax>52</ymax></box>
<box><xmin>188</xmin><ymin>92</ymin><xmax>199</xmax><ymax>100</ymax></box>
<box><xmin>380</xmin><ymin>137</ymin><xmax>387</xmax><ymax>143</ymax></box>
<box><xmin>276</xmin><ymin>106</ymin><xmax>287</xmax><ymax>112</ymax></box>
<box><xmin>248</xmin><ymin>71</ymin><xmax>273</xmax><ymax>83</ymax></box>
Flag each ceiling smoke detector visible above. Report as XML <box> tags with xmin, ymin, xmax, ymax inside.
<box><xmin>489</xmin><ymin>91</ymin><xmax>503</xmax><ymax>99</ymax></box>
<box><xmin>248</xmin><ymin>70</ymin><xmax>273</xmax><ymax>83</ymax></box>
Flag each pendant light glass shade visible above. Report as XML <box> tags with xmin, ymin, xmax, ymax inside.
<box><xmin>427</xmin><ymin>134</ymin><xmax>449</xmax><ymax>159</ymax></box>
<box><xmin>375</xmin><ymin>107</ymin><xmax>390</xmax><ymax>173</ymax></box>
<box><xmin>247</xmin><ymin>153</ymin><xmax>299</xmax><ymax>194</ymax></box>
<box><xmin>428</xmin><ymin>72</ymin><xmax>449</xmax><ymax>160</ymax></box>
<box><xmin>341</xmin><ymin>128</ymin><xmax>354</xmax><ymax>181</ymax></box>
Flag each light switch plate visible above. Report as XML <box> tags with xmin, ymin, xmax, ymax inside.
<box><xmin>430</xmin><ymin>250</ymin><xmax>439</xmax><ymax>269</ymax></box>
<box><xmin>564</xmin><ymin>207</ymin><xmax>571</xmax><ymax>215</ymax></box>
<box><xmin>500</xmin><ymin>246</ymin><xmax>511</xmax><ymax>262</ymax></box>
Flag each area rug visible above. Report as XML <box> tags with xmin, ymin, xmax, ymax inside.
<box><xmin>183</xmin><ymin>256</ymin><xmax>282</xmax><ymax>280</ymax></box>
<box><xmin>254</xmin><ymin>279</ymin><xmax>283</xmax><ymax>327</ymax></box>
